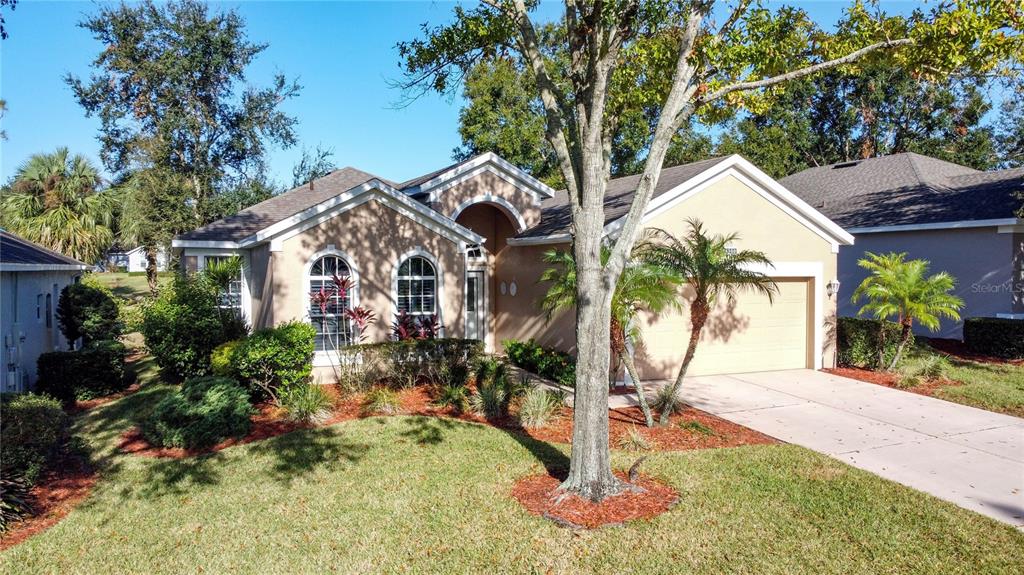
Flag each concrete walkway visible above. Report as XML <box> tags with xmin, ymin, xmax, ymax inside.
<box><xmin>610</xmin><ymin>369</ymin><xmax>1024</xmax><ymax>527</ymax></box>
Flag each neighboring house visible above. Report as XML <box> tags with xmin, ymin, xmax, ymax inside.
<box><xmin>780</xmin><ymin>153</ymin><xmax>1024</xmax><ymax>339</ymax></box>
<box><xmin>0</xmin><ymin>230</ymin><xmax>88</xmax><ymax>391</ymax></box>
<box><xmin>173</xmin><ymin>153</ymin><xmax>852</xmax><ymax>383</ymax></box>
<box><xmin>105</xmin><ymin>245</ymin><xmax>169</xmax><ymax>273</ymax></box>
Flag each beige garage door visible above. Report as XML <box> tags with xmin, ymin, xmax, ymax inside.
<box><xmin>634</xmin><ymin>279</ymin><xmax>811</xmax><ymax>379</ymax></box>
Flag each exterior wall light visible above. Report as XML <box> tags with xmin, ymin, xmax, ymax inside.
<box><xmin>826</xmin><ymin>279</ymin><xmax>841</xmax><ymax>298</ymax></box>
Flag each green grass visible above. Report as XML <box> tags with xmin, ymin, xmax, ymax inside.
<box><xmin>91</xmin><ymin>272</ymin><xmax>172</xmax><ymax>300</ymax></box>
<box><xmin>907</xmin><ymin>346</ymin><xmax>1024</xmax><ymax>417</ymax></box>
<box><xmin>2</xmin><ymin>362</ymin><xmax>1022</xmax><ymax>574</ymax></box>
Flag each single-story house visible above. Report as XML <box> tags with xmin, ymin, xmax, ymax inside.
<box><xmin>173</xmin><ymin>153</ymin><xmax>852</xmax><ymax>383</ymax></box>
<box><xmin>105</xmin><ymin>245</ymin><xmax>169</xmax><ymax>273</ymax></box>
<box><xmin>780</xmin><ymin>153</ymin><xmax>1024</xmax><ymax>339</ymax></box>
<box><xmin>0</xmin><ymin>230</ymin><xmax>88</xmax><ymax>391</ymax></box>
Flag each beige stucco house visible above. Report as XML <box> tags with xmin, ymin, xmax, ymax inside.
<box><xmin>173</xmin><ymin>153</ymin><xmax>853</xmax><ymax>382</ymax></box>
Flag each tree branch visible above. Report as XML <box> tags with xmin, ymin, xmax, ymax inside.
<box><xmin>700</xmin><ymin>38</ymin><xmax>913</xmax><ymax>104</ymax></box>
<box><xmin>605</xmin><ymin>4</ymin><xmax>708</xmax><ymax>280</ymax></box>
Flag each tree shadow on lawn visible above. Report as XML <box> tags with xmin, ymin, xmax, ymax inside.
<box><xmin>398</xmin><ymin>415</ymin><xmax>569</xmax><ymax>480</ymax></box>
<box><xmin>122</xmin><ymin>427</ymin><xmax>371</xmax><ymax>498</ymax></box>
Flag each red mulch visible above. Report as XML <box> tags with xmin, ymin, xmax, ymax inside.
<box><xmin>511</xmin><ymin>404</ymin><xmax>777</xmax><ymax>450</ymax></box>
<box><xmin>511</xmin><ymin>471</ymin><xmax>679</xmax><ymax>529</ymax></box>
<box><xmin>117</xmin><ymin>385</ymin><xmax>776</xmax><ymax>459</ymax></box>
<box><xmin>924</xmin><ymin>338</ymin><xmax>1024</xmax><ymax>366</ymax></box>
<box><xmin>824</xmin><ymin>367</ymin><xmax>962</xmax><ymax>398</ymax></box>
<box><xmin>0</xmin><ymin>455</ymin><xmax>96</xmax><ymax>551</ymax></box>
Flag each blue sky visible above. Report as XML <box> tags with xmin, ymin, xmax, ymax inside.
<box><xmin>2</xmin><ymin>1</ymin><xmax>917</xmax><ymax>186</ymax></box>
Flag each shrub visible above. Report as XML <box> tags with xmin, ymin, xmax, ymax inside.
<box><xmin>0</xmin><ymin>473</ymin><xmax>33</xmax><ymax>534</ymax></box>
<box><xmin>502</xmin><ymin>339</ymin><xmax>575</xmax><ymax>387</ymax></box>
<box><xmin>141</xmin><ymin>376</ymin><xmax>253</xmax><ymax>450</ymax></box>
<box><xmin>232</xmin><ymin>321</ymin><xmax>316</xmax><ymax>404</ymax></box>
<box><xmin>0</xmin><ymin>393</ymin><xmax>69</xmax><ymax>484</ymax></box>
<box><xmin>391</xmin><ymin>311</ymin><xmax>442</xmax><ymax>341</ymax></box>
<box><xmin>334</xmin><ymin>339</ymin><xmax>484</xmax><ymax>391</ymax></box>
<box><xmin>964</xmin><ymin>317</ymin><xmax>1024</xmax><ymax>359</ymax></box>
<box><xmin>141</xmin><ymin>275</ymin><xmax>248</xmax><ymax>380</ymax></box>
<box><xmin>651</xmin><ymin>385</ymin><xmax>682</xmax><ymax>417</ymax></box>
<box><xmin>361</xmin><ymin>387</ymin><xmax>400</xmax><ymax>415</ymax></box>
<box><xmin>897</xmin><ymin>352</ymin><xmax>952</xmax><ymax>389</ymax></box>
<box><xmin>281</xmin><ymin>384</ymin><xmax>334</xmax><ymax>425</ymax></box>
<box><xmin>36</xmin><ymin>340</ymin><xmax>128</xmax><ymax>406</ymax></box>
<box><xmin>836</xmin><ymin>317</ymin><xmax>911</xmax><ymax>369</ymax></box>
<box><xmin>210</xmin><ymin>340</ymin><xmax>243</xmax><ymax>378</ymax></box>
<box><xmin>516</xmin><ymin>387</ymin><xmax>562</xmax><ymax>429</ymax></box>
<box><xmin>617</xmin><ymin>426</ymin><xmax>652</xmax><ymax>451</ymax></box>
<box><xmin>470</xmin><ymin>361</ymin><xmax>525</xmax><ymax>419</ymax></box>
<box><xmin>433</xmin><ymin>384</ymin><xmax>470</xmax><ymax>414</ymax></box>
<box><xmin>56</xmin><ymin>280</ymin><xmax>123</xmax><ymax>346</ymax></box>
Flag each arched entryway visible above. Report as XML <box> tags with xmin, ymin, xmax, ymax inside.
<box><xmin>453</xmin><ymin>202</ymin><xmax>522</xmax><ymax>349</ymax></box>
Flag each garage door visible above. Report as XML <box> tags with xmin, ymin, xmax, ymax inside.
<box><xmin>634</xmin><ymin>279</ymin><xmax>811</xmax><ymax>379</ymax></box>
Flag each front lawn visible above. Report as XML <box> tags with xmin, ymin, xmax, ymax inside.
<box><xmin>91</xmin><ymin>271</ymin><xmax>172</xmax><ymax>300</ymax></box>
<box><xmin>926</xmin><ymin>354</ymin><xmax>1024</xmax><ymax>417</ymax></box>
<box><xmin>1</xmin><ymin>369</ymin><xmax>1021</xmax><ymax>573</ymax></box>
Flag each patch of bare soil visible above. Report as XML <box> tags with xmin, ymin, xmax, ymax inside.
<box><xmin>511</xmin><ymin>471</ymin><xmax>679</xmax><ymax>529</ymax></box>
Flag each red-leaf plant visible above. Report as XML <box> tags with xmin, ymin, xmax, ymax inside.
<box><xmin>344</xmin><ymin>306</ymin><xmax>377</xmax><ymax>343</ymax></box>
<box><xmin>391</xmin><ymin>311</ymin><xmax>443</xmax><ymax>341</ymax></box>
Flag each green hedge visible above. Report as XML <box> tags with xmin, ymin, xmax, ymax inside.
<box><xmin>56</xmin><ymin>281</ymin><xmax>123</xmax><ymax>345</ymax></box>
<box><xmin>141</xmin><ymin>376</ymin><xmax>254</xmax><ymax>450</ymax></box>
<box><xmin>836</xmin><ymin>317</ymin><xmax>911</xmax><ymax>369</ymax></box>
<box><xmin>141</xmin><ymin>275</ymin><xmax>248</xmax><ymax>379</ymax></box>
<box><xmin>232</xmin><ymin>322</ymin><xmax>316</xmax><ymax>401</ymax></box>
<box><xmin>502</xmin><ymin>339</ymin><xmax>575</xmax><ymax>388</ymax></box>
<box><xmin>0</xmin><ymin>393</ymin><xmax>70</xmax><ymax>485</ymax></box>
<box><xmin>964</xmin><ymin>317</ymin><xmax>1024</xmax><ymax>359</ymax></box>
<box><xmin>334</xmin><ymin>338</ymin><xmax>484</xmax><ymax>390</ymax></box>
<box><xmin>36</xmin><ymin>340</ymin><xmax>128</xmax><ymax>406</ymax></box>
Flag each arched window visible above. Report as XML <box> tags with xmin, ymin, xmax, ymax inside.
<box><xmin>395</xmin><ymin>255</ymin><xmax>437</xmax><ymax>317</ymax></box>
<box><xmin>309</xmin><ymin>254</ymin><xmax>355</xmax><ymax>351</ymax></box>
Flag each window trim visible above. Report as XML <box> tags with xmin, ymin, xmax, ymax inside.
<box><xmin>304</xmin><ymin>248</ymin><xmax>361</xmax><ymax>366</ymax></box>
<box><xmin>391</xmin><ymin>248</ymin><xmax>444</xmax><ymax>333</ymax></box>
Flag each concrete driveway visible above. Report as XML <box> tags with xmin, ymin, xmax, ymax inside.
<box><xmin>611</xmin><ymin>369</ymin><xmax>1024</xmax><ymax>526</ymax></box>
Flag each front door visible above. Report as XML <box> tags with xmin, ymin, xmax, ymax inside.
<box><xmin>466</xmin><ymin>270</ymin><xmax>485</xmax><ymax>341</ymax></box>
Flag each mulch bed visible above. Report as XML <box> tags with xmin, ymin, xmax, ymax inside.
<box><xmin>0</xmin><ymin>454</ymin><xmax>97</xmax><ymax>552</ymax></box>
<box><xmin>924</xmin><ymin>338</ymin><xmax>1024</xmax><ymax>366</ymax></box>
<box><xmin>824</xmin><ymin>366</ymin><xmax>962</xmax><ymax>398</ymax></box>
<box><xmin>511</xmin><ymin>471</ymin><xmax>679</xmax><ymax>529</ymax></box>
<box><xmin>117</xmin><ymin>385</ymin><xmax>776</xmax><ymax>459</ymax></box>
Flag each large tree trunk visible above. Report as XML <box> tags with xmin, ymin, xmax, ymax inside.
<box><xmin>887</xmin><ymin>319</ymin><xmax>913</xmax><ymax>371</ymax></box>
<box><xmin>658</xmin><ymin>301</ymin><xmax>709</xmax><ymax>426</ymax></box>
<box><xmin>559</xmin><ymin>198</ymin><xmax>622</xmax><ymax>501</ymax></box>
<box><xmin>145</xmin><ymin>245</ymin><xmax>159</xmax><ymax>296</ymax></box>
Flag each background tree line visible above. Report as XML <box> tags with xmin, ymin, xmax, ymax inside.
<box><xmin>1</xmin><ymin>0</ymin><xmax>337</xmax><ymax>291</ymax></box>
<box><xmin>453</xmin><ymin>30</ymin><xmax>1023</xmax><ymax>186</ymax></box>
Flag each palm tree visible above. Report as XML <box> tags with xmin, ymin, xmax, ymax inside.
<box><xmin>851</xmin><ymin>252</ymin><xmax>963</xmax><ymax>370</ymax></box>
<box><xmin>540</xmin><ymin>244</ymin><xmax>680</xmax><ymax>427</ymax></box>
<box><xmin>1</xmin><ymin>148</ymin><xmax>115</xmax><ymax>263</ymax></box>
<box><xmin>640</xmin><ymin>219</ymin><xmax>778</xmax><ymax>425</ymax></box>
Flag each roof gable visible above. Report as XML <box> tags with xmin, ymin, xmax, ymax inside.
<box><xmin>0</xmin><ymin>230</ymin><xmax>88</xmax><ymax>271</ymax></box>
<box><xmin>511</xmin><ymin>155</ymin><xmax>853</xmax><ymax>250</ymax></box>
<box><xmin>779</xmin><ymin>153</ymin><xmax>1023</xmax><ymax>229</ymax></box>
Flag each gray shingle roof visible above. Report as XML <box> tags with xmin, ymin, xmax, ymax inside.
<box><xmin>779</xmin><ymin>153</ymin><xmax>1024</xmax><ymax>228</ymax></box>
<box><xmin>0</xmin><ymin>230</ymin><xmax>87</xmax><ymax>267</ymax></box>
<box><xmin>178</xmin><ymin>167</ymin><xmax>387</xmax><ymax>241</ymax></box>
<box><xmin>516</xmin><ymin>157</ymin><xmax>730</xmax><ymax>238</ymax></box>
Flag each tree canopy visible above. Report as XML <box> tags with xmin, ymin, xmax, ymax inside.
<box><xmin>66</xmin><ymin>0</ymin><xmax>300</xmax><ymax>224</ymax></box>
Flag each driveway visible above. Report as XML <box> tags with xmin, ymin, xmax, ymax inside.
<box><xmin>610</xmin><ymin>369</ymin><xmax>1024</xmax><ymax>527</ymax></box>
